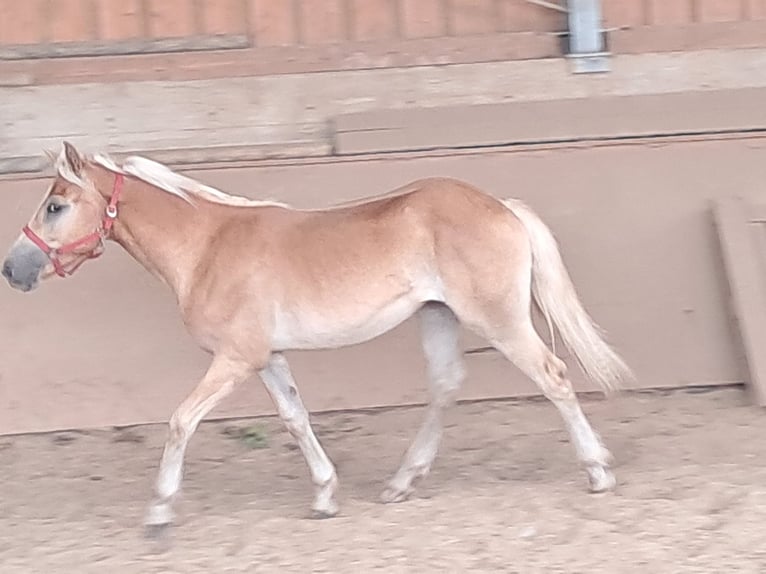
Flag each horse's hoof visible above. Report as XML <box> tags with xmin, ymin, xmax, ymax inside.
<box><xmin>380</xmin><ymin>484</ymin><xmax>412</xmax><ymax>504</ymax></box>
<box><xmin>311</xmin><ymin>508</ymin><xmax>338</xmax><ymax>520</ymax></box>
<box><xmin>587</xmin><ymin>466</ymin><xmax>617</xmax><ymax>493</ymax></box>
<box><xmin>310</xmin><ymin>497</ymin><xmax>339</xmax><ymax>519</ymax></box>
<box><xmin>311</xmin><ymin>501</ymin><xmax>339</xmax><ymax>520</ymax></box>
<box><xmin>144</xmin><ymin>502</ymin><xmax>175</xmax><ymax>548</ymax></box>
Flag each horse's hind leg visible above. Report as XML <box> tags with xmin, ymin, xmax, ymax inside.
<box><xmin>491</xmin><ymin>317</ymin><xmax>615</xmax><ymax>492</ymax></box>
<box><xmin>381</xmin><ymin>302</ymin><xmax>466</xmax><ymax>503</ymax></box>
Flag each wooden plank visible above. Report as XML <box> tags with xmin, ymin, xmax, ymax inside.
<box><xmin>712</xmin><ymin>197</ymin><xmax>766</xmax><ymax>406</ymax></box>
<box><xmin>1</xmin><ymin>139</ymin><xmax>758</xmax><ymax>433</ymax></box>
<box><xmin>0</xmin><ymin>34</ymin><xmax>249</xmax><ymax>60</ymax></box>
<box><xmin>333</xmin><ymin>88</ymin><xmax>766</xmax><ymax>155</ymax></box>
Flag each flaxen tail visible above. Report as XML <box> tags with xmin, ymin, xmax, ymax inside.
<box><xmin>502</xmin><ymin>198</ymin><xmax>634</xmax><ymax>392</ymax></box>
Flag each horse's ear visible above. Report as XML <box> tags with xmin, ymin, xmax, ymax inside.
<box><xmin>63</xmin><ymin>141</ymin><xmax>84</xmax><ymax>175</ymax></box>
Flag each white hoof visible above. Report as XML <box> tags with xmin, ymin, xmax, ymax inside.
<box><xmin>145</xmin><ymin>502</ymin><xmax>174</xmax><ymax>527</ymax></box>
<box><xmin>587</xmin><ymin>465</ymin><xmax>616</xmax><ymax>493</ymax></box>
<box><xmin>380</xmin><ymin>482</ymin><xmax>413</xmax><ymax>504</ymax></box>
<box><xmin>311</xmin><ymin>474</ymin><xmax>339</xmax><ymax>518</ymax></box>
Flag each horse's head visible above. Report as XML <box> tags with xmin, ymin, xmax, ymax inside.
<box><xmin>2</xmin><ymin>141</ymin><xmax>122</xmax><ymax>291</ymax></box>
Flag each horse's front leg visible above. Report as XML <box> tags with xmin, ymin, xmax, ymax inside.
<box><xmin>259</xmin><ymin>353</ymin><xmax>339</xmax><ymax>517</ymax></box>
<box><xmin>145</xmin><ymin>353</ymin><xmax>254</xmax><ymax>533</ymax></box>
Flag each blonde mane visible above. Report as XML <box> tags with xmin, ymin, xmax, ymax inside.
<box><xmin>53</xmin><ymin>148</ymin><xmax>288</xmax><ymax>209</ymax></box>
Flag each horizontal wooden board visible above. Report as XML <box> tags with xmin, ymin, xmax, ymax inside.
<box><xmin>333</xmin><ymin>88</ymin><xmax>766</xmax><ymax>155</ymax></box>
<box><xmin>2</xmin><ymin>134</ymin><xmax>760</xmax><ymax>433</ymax></box>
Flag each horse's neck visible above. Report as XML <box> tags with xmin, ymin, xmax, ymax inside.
<box><xmin>107</xmin><ymin>175</ymin><xmax>212</xmax><ymax>297</ymax></box>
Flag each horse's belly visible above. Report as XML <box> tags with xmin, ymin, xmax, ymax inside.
<box><xmin>271</xmin><ymin>289</ymin><xmax>440</xmax><ymax>350</ymax></box>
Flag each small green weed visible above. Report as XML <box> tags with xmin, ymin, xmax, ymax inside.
<box><xmin>223</xmin><ymin>423</ymin><xmax>270</xmax><ymax>449</ymax></box>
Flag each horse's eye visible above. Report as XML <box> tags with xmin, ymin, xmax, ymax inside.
<box><xmin>46</xmin><ymin>203</ymin><xmax>64</xmax><ymax>215</ymax></box>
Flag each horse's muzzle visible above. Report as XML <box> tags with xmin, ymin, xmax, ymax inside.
<box><xmin>2</xmin><ymin>242</ymin><xmax>47</xmax><ymax>292</ymax></box>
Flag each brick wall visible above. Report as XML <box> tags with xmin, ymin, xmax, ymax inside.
<box><xmin>0</xmin><ymin>1</ymin><xmax>765</xmax><ymax>84</ymax></box>
<box><xmin>604</xmin><ymin>0</ymin><xmax>766</xmax><ymax>54</ymax></box>
<box><xmin>0</xmin><ymin>0</ymin><xmax>247</xmax><ymax>45</ymax></box>
<box><xmin>0</xmin><ymin>0</ymin><xmax>564</xmax><ymax>48</ymax></box>
<box><xmin>604</xmin><ymin>0</ymin><xmax>766</xmax><ymax>28</ymax></box>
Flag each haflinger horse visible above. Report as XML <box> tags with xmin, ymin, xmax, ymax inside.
<box><xmin>2</xmin><ymin>142</ymin><xmax>632</xmax><ymax>533</ymax></box>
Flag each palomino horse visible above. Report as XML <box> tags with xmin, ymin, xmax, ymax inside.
<box><xmin>2</xmin><ymin>142</ymin><xmax>632</xmax><ymax>532</ymax></box>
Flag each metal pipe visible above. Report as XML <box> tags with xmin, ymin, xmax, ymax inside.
<box><xmin>567</xmin><ymin>0</ymin><xmax>604</xmax><ymax>54</ymax></box>
<box><xmin>566</xmin><ymin>0</ymin><xmax>609</xmax><ymax>73</ymax></box>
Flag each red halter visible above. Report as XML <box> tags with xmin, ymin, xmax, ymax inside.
<box><xmin>22</xmin><ymin>174</ymin><xmax>124</xmax><ymax>278</ymax></box>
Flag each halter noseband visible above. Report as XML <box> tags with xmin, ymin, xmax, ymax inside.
<box><xmin>22</xmin><ymin>173</ymin><xmax>124</xmax><ymax>278</ymax></box>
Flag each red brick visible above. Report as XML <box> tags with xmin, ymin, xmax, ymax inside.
<box><xmin>497</xmin><ymin>0</ymin><xmax>566</xmax><ymax>33</ymax></box>
<box><xmin>49</xmin><ymin>0</ymin><xmax>95</xmax><ymax>42</ymax></box>
<box><xmin>249</xmin><ymin>0</ymin><xmax>297</xmax><ymax>45</ymax></box>
<box><xmin>647</xmin><ymin>0</ymin><xmax>693</xmax><ymax>25</ymax></box>
<box><xmin>448</xmin><ymin>0</ymin><xmax>496</xmax><ymax>35</ymax></box>
<box><xmin>146</xmin><ymin>0</ymin><xmax>196</xmax><ymax>38</ymax></box>
<box><xmin>601</xmin><ymin>0</ymin><xmax>648</xmax><ymax>28</ymax></box>
<box><xmin>744</xmin><ymin>0</ymin><xmax>766</xmax><ymax>19</ymax></box>
<box><xmin>299</xmin><ymin>0</ymin><xmax>346</xmax><ymax>44</ymax></box>
<box><xmin>202</xmin><ymin>0</ymin><xmax>247</xmax><ymax>34</ymax></box>
<box><xmin>400</xmin><ymin>0</ymin><xmax>446</xmax><ymax>38</ymax></box>
<box><xmin>350</xmin><ymin>0</ymin><xmax>397</xmax><ymax>40</ymax></box>
<box><xmin>697</xmin><ymin>0</ymin><xmax>743</xmax><ymax>21</ymax></box>
<box><xmin>0</xmin><ymin>0</ymin><xmax>45</xmax><ymax>44</ymax></box>
<box><xmin>96</xmin><ymin>0</ymin><xmax>142</xmax><ymax>40</ymax></box>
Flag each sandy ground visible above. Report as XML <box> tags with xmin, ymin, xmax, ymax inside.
<box><xmin>1</xmin><ymin>386</ymin><xmax>765</xmax><ymax>573</ymax></box>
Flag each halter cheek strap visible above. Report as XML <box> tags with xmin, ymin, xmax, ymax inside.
<box><xmin>22</xmin><ymin>174</ymin><xmax>124</xmax><ymax>278</ymax></box>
